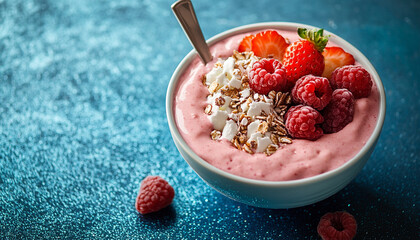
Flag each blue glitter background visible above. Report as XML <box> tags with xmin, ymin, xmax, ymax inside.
<box><xmin>1</xmin><ymin>0</ymin><xmax>419</xmax><ymax>239</ymax></box>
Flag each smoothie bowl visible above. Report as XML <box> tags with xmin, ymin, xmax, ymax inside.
<box><xmin>166</xmin><ymin>22</ymin><xmax>385</xmax><ymax>208</ymax></box>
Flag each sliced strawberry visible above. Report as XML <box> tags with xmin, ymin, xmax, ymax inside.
<box><xmin>238</xmin><ymin>34</ymin><xmax>255</xmax><ymax>52</ymax></box>
<box><xmin>322</xmin><ymin>46</ymin><xmax>355</xmax><ymax>79</ymax></box>
<box><xmin>251</xmin><ymin>30</ymin><xmax>289</xmax><ymax>61</ymax></box>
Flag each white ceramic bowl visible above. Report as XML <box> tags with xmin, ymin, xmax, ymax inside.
<box><xmin>166</xmin><ymin>22</ymin><xmax>386</xmax><ymax>209</ymax></box>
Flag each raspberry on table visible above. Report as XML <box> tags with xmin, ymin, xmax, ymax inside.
<box><xmin>322</xmin><ymin>89</ymin><xmax>355</xmax><ymax>133</ymax></box>
<box><xmin>285</xmin><ymin>105</ymin><xmax>324</xmax><ymax>140</ymax></box>
<box><xmin>330</xmin><ymin>65</ymin><xmax>372</xmax><ymax>99</ymax></box>
<box><xmin>317</xmin><ymin>211</ymin><xmax>357</xmax><ymax>240</ymax></box>
<box><xmin>135</xmin><ymin>176</ymin><xmax>175</xmax><ymax>215</ymax></box>
<box><xmin>292</xmin><ymin>75</ymin><xmax>332</xmax><ymax>110</ymax></box>
<box><xmin>248</xmin><ymin>58</ymin><xmax>287</xmax><ymax>94</ymax></box>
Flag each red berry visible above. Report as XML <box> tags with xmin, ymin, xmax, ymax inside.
<box><xmin>322</xmin><ymin>47</ymin><xmax>355</xmax><ymax>80</ymax></box>
<box><xmin>322</xmin><ymin>89</ymin><xmax>355</xmax><ymax>133</ymax></box>
<box><xmin>135</xmin><ymin>176</ymin><xmax>175</xmax><ymax>214</ymax></box>
<box><xmin>285</xmin><ymin>105</ymin><xmax>324</xmax><ymax>140</ymax></box>
<box><xmin>248</xmin><ymin>58</ymin><xmax>287</xmax><ymax>94</ymax></box>
<box><xmin>283</xmin><ymin>28</ymin><xmax>329</xmax><ymax>90</ymax></box>
<box><xmin>238</xmin><ymin>34</ymin><xmax>255</xmax><ymax>52</ymax></box>
<box><xmin>283</xmin><ymin>40</ymin><xmax>325</xmax><ymax>89</ymax></box>
<box><xmin>330</xmin><ymin>65</ymin><xmax>372</xmax><ymax>98</ymax></box>
<box><xmin>292</xmin><ymin>75</ymin><xmax>332</xmax><ymax>110</ymax></box>
<box><xmin>251</xmin><ymin>30</ymin><xmax>289</xmax><ymax>61</ymax></box>
<box><xmin>317</xmin><ymin>211</ymin><xmax>357</xmax><ymax>240</ymax></box>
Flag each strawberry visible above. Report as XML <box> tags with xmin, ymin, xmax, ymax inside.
<box><xmin>322</xmin><ymin>47</ymin><xmax>355</xmax><ymax>79</ymax></box>
<box><xmin>283</xmin><ymin>28</ymin><xmax>329</xmax><ymax>90</ymax></box>
<box><xmin>238</xmin><ymin>34</ymin><xmax>255</xmax><ymax>52</ymax></box>
<box><xmin>251</xmin><ymin>30</ymin><xmax>289</xmax><ymax>61</ymax></box>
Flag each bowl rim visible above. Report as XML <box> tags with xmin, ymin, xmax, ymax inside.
<box><xmin>166</xmin><ymin>22</ymin><xmax>386</xmax><ymax>187</ymax></box>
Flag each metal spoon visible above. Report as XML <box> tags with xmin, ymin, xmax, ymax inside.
<box><xmin>171</xmin><ymin>0</ymin><xmax>213</xmax><ymax>64</ymax></box>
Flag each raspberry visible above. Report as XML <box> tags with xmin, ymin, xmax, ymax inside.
<box><xmin>330</xmin><ymin>65</ymin><xmax>372</xmax><ymax>99</ymax></box>
<box><xmin>135</xmin><ymin>176</ymin><xmax>175</xmax><ymax>214</ymax></box>
<box><xmin>322</xmin><ymin>89</ymin><xmax>355</xmax><ymax>133</ymax></box>
<box><xmin>292</xmin><ymin>75</ymin><xmax>332</xmax><ymax>110</ymax></box>
<box><xmin>248</xmin><ymin>58</ymin><xmax>287</xmax><ymax>94</ymax></box>
<box><xmin>317</xmin><ymin>211</ymin><xmax>357</xmax><ymax>240</ymax></box>
<box><xmin>285</xmin><ymin>105</ymin><xmax>324</xmax><ymax>140</ymax></box>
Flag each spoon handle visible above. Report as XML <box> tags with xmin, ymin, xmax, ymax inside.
<box><xmin>172</xmin><ymin>0</ymin><xmax>213</xmax><ymax>64</ymax></box>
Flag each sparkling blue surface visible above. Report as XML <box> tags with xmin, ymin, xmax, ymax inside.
<box><xmin>0</xmin><ymin>0</ymin><xmax>419</xmax><ymax>239</ymax></box>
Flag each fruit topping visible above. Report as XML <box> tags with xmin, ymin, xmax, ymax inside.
<box><xmin>248</xmin><ymin>58</ymin><xmax>287</xmax><ymax>94</ymax></box>
<box><xmin>292</xmin><ymin>75</ymin><xmax>332</xmax><ymax>110</ymax></box>
<box><xmin>322</xmin><ymin>47</ymin><xmax>355</xmax><ymax>79</ymax></box>
<box><xmin>322</xmin><ymin>89</ymin><xmax>355</xmax><ymax>133</ymax></box>
<box><xmin>205</xmin><ymin>27</ymin><xmax>374</xmax><ymax>153</ymax></box>
<box><xmin>330</xmin><ymin>65</ymin><xmax>372</xmax><ymax>98</ymax></box>
<box><xmin>251</xmin><ymin>30</ymin><xmax>289</xmax><ymax>61</ymax></box>
<box><xmin>238</xmin><ymin>34</ymin><xmax>255</xmax><ymax>52</ymax></box>
<box><xmin>285</xmin><ymin>105</ymin><xmax>324</xmax><ymax>140</ymax></box>
<box><xmin>283</xmin><ymin>28</ymin><xmax>329</xmax><ymax>89</ymax></box>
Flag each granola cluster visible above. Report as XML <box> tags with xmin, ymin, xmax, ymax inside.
<box><xmin>203</xmin><ymin>51</ymin><xmax>292</xmax><ymax>155</ymax></box>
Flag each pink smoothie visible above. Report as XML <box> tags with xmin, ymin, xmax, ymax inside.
<box><xmin>173</xmin><ymin>30</ymin><xmax>380</xmax><ymax>181</ymax></box>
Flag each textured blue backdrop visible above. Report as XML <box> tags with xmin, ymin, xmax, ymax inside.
<box><xmin>0</xmin><ymin>0</ymin><xmax>419</xmax><ymax>239</ymax></box>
